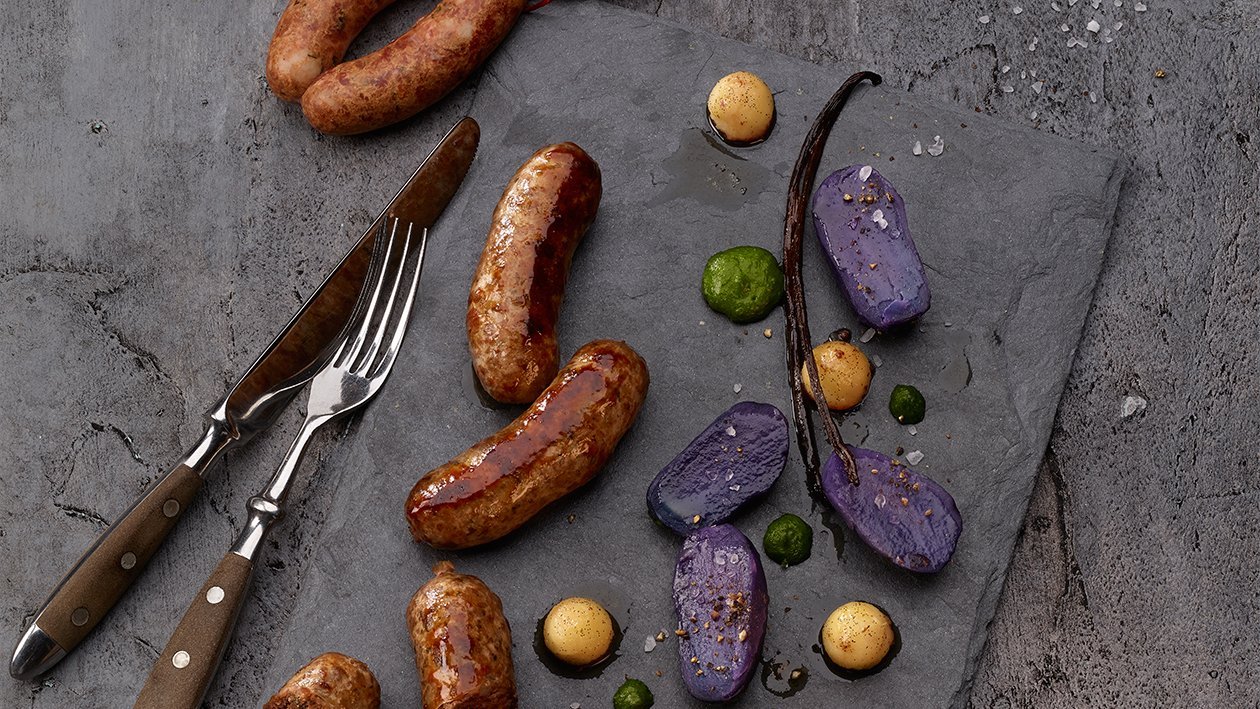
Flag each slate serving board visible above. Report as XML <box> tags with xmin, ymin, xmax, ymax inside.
<box><xmin>263</xmin><ymin>2</ymin><xmax>1123</xmax><ymax>706</ymax></box>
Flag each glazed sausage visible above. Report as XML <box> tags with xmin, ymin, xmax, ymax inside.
<box><xmin>263</xmin><ymin>652</ymin><xmax>381</xmax><ymax>709</ymax></box>
<box><xmin>408</xmin><ymin>562</ymin><xmax>517</xmax><ymax>709</ymax></box>
<box><xmin>467</xmin><ymin>143</ymin><xmax>603</xmax><ymax>404</ymax></box>
<box><xmin>266</xmin><ymin>0</ymin><xmax>398</xmax><ymax>103</ymax></box>
<box><xmin>406</xmin><ymin>340</ymin><xmax>649</xmax><ymax>549</ymax></box>
<box><xmin>301</xmin><ymin>0</ymin><xmax>526</xmax><ymax>135</ymax></box>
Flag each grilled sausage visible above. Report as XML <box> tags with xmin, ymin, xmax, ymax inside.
<box><xmin>467</xmin><ymin>143</ymin><xmax>603</xmax><ymax>404</ymax></box>
<box><xmin>263</xmin><ymin>652</ymin><xmax>381</xmax><ymax>709</ymax></box>
<box><xmin>408</xmin><ymin>562</ymin><xmax>517</xmax><ymax>709</ymax></box>
<box><xmin>266</xmin><ymin>0</ymin><xmax>399</xmax><ymax>103</ymax></box>
<box><xmin>301</xmin><ymin>0</ymin><xmax>526</xmax><ymax>135</ymax></box>
<box><xmin>406</xmin><ymin>340</ymin><xmax>649</xmax><ymax>549</ymax></box>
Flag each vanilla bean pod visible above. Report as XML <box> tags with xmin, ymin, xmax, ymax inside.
<box><xmin>782</xmin><ymin>70</ymin><xmax>881</xmax><ymax>490</ymax></box>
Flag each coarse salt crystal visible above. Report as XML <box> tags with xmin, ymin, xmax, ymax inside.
<box><xmin>1087</xmin><ymin>18</ymin><xmax>1101</xmax><ymax>32</ymax></box>
<box><xmin>1121</xmin><ymin>395</ymin><xmax>1148</xmax><ymax>418</ymax></box>
<box><xmin>1115</xmin><ymin>21</ymin><xmax>1124</xmax><ymax>30</ymax></box>
<box><xmin>858</xmin><ymin>164</ymin><xmax>873</xmax><ymax>181</ymax></box>
<box><xmin>979</xmin><ymin>14</ymin><xmax>991</xmax><ymax>23</ymax></box>
<box><xmin>1067</xmin><ymin>37</ymin><xmax>1087</xmax><ymax>48</ymax></box>
<box><xmin>1012</xmin><ymin>5</ymin><xmax>1023</xmax><ymax>14</ymax></box>
<box><xmin>860</xmin><ymin>328</ymin><xmax>876</xmax><ymax>343</ymax></box>
<box><xmin>1001</xmin><ymin>64</ymin><xmax>1011</xmax><ymax>73</ymax></box>
<box><xmin>726</xmin><ymin>425</ymin><xmax>737</xmax><ymax>436</ymax></box>
<box><xmin>1030</xmin><ymin>110</ymin><xmax>1039</xmax><ymax>120</ymax></box>
<box><xmin>1027</xmin><ymin>37</ymin><xmax>1039</xmax><ymax>51</ymax></box>
<box><xmin>729</xmin><ymin>484</ymin><xmax>741</xmax><ymax>492</ymax></box>
<box><xmin>644</xmin><ymin>636</ymin><xmax>657</xmax><ymax>652</ymax></box>
<box><xmin>1051</xmin><ymin>0</ymin><xmax>1062</xmax><ymax>9</ymax></box>
<box><xmin>733</xmin><ymin>383</ymin><xmax>742</xmax><ymax>393</ymax></box>
<box><xmin>1032</xmin><ymin>80</ymin><xmax>1045</xmax><ymax>93</ymax></box>
<box><xmin>908</xmin><ymin>425</ymin><xmax>918</xmax><ymax>436</ymax></box>
<box><xmin>1061</xmin><ymin>22</ymin><xmax>1071</xmax><ymax>31</ymax></box>
<box><xmin>906</xmin><ymin>450</ymin><xmax>925</xmax><ymax>465</ymax></box>
<box><xmin>912</xmin><ymin>140</ymin><xmax>923</xmax><ymax>156</ymax></box>
<box><xmin>1089</xmin><ymin>91</ymin><xmax>1098</xmax><ymax>103</ymax></box>
<box><xmin>1002</xmin><ymin>84</ymin><xmax>1015</xmax><ymax>93</ymax></box>
<box><xmin>927</xmin><ymin>135</ymin><xmax>945</xmax><ymax>156</ymax></box>
<box><xmin>871</xmin><ymin>354</ymin><xmax>883</xmax><ymax>367</ymax></box>
<box><xmin>1135</xmin><ymin>1</ymin><xmax>1147</xmax><ymax>10</ymax></box>
<box><xmin>874</xmin><ymin>492</ymin><xmax>887</xmax><ymax>509</ymax></box>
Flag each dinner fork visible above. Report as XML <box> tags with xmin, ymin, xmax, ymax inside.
<box><xmin>133</xmin><ymin>217</ymin><xmax>427</xmax><ymax>709</ymax></box>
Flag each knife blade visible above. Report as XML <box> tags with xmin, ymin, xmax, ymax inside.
<box><xmin>10</xmin><ymin>116</ymin><xmax>481</xmax><ymax>680</ymax></box>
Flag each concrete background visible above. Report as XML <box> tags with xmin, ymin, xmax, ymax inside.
<box><xmin>1</xmin><ymin>0</ymin><xmax>1256</xmax><ymax>707</ymax></box>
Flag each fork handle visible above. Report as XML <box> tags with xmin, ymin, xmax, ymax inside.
<box><xmin>133</xmin><ymin>551</ymin><xmax>254</xmax><ymax>709</ymax></box>
<box><xmin>15</xmin><ymin>461</ymin><xmax>202</xmax><ymax>675</ymax></box>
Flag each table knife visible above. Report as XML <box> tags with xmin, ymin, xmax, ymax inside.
<box><xmin>10</xmin><ymin>116</ymin><xmax>481</xmax><ymax>681</ymax></box>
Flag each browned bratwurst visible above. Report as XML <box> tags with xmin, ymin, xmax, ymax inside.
<box><xmin>264</xmin><ymin>652</ymin><xmax>380</xmax><ymax>709</ymax></box>
<box><xmin>406</xmin><ymin>340</ymin><xmax>649</xmax><ymax>549</ymax></box>
<box><xmin>301</xmin><ymin>0</ymin><xmax>526</xmax><ymax>135</ymax></box>
<box><xmin>468</xmin><ymin>143</ymin><xmax>603</xmax><ymax>404</ymax></box>
<box><xmin>408</xmin><ymin>561</ymin><xmax>517</xmax><ymax>709</ymax></box>
<box><xmin>266</xmin><ymin>0</ymin><xmax>398</xmax><ymax>102</ymax></box>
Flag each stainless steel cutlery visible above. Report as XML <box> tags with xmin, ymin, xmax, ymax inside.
<box><xmin>9</xmin><ymin>117</ymin><xmax>480</xmax><ymax>703</ymax></box>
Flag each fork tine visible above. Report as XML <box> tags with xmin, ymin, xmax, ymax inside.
<box><xmin>353</xmin><ymin>221</ymin><xmax>413</xmax><ymax>371</ymax></box>
<box><xmin>368</xmin><ymin>227</ymin><xmax>427</xmax><ymax>380</ymax></box>
<box><xmin>339</xmin><ymin>218</ymin><xmax>399</xmax><ymax>367</ymax></box>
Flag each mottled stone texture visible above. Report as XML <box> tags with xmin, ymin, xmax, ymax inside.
<box><xmin>0</xmin><ymin>1</ymin><xmax>1255</xmax><ymax>708</ymax></box>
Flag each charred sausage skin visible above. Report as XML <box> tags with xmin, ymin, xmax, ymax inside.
<box><xmin>264</xmin><ymin>652</ymin><xmax>381</xmax><ymax>709</ymax></box>
<box><xmin>266</xmin><ymin>0</ymin><xmax>399</xmax><ymax>103</ymax></box>
<box><xmin>406</xmin><ymin>340</ymin><xmax>649</xmax><ymax>549</ymax></box>
<box><xmin>301</xmin><ymin>0</ymin><xmax>526</xmax><ymax>135</ymax></box>
<box><xmin>408</xmin><ymin>562</ymin><xmax>517</xmax><ymax>709</ymax></box>
<box><xmin>468</xmin><ymin>143</ymin><xmax>603</xmax><ymax>404</ymax></box>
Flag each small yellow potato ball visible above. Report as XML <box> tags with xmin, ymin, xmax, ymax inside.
<box><xmin>821</xmin><ymin>601</ymin><xmax>895</xmax><ymax>671</ymax></box>
<box><xmin>543</xmin><ymin>597</ymin><xmax>614</xmax><ymax>666</ymax></box>
<box><xmin>801</xmin><ymin>341</ymin><xmax>873</xmax><ymax>410</ymax></box>
<box><xmin>707</xmin><ymin>71</ymin><xmax>776</xmax><ymax>144</ymax></box>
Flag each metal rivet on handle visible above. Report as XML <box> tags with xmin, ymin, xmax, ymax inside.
<box><xmin>205</xmin><ymin>586</ymin><xmax>224</xmax><ymax>605</ymax></box>
<box><xmin>162</xmin><ymin>499</ymin><xmax>180</xmax><ymax>518</ymax></box>
<box><xmin>71</xmin><ymin>607</ymin><xmax>89</xmax><ymax>627</ymax></box>
<box><xmin>120</xmin><ymin>552</ymin><xmax>136</xmax><ymax>570</ymax></box>
<box><xmin>172</xmin><ymin>651</ymin><xmax>190</xmax><ymax>669</ymax></box>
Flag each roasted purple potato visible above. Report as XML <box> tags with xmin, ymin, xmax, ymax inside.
<box><xmin>812</xmin><ymin>165</ymin><xmax>930</xmax><ymax>330</ymax></box>
<box><xmin>672</xmin><ymin>524</ymin><xmax>768</xmax><ymax>703</ymax></box>
<box><xmin>648</xmin><ymin>402</ymin><xmax>788</xmax><ymax>536</ymax></box>
<box><xmin>823</xmin><ymin>447</ymin><xmax>961</xmax><ymax>573</ymax></box>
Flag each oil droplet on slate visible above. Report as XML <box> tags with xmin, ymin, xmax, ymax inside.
<box><xmin>760</xmin><ymin>656</ymin><xmax>809</xmax><ymax>698</ymax></box>
<box><xmin>646</xmin><ymin>128</ymin><xmax>773</xmax><ymax>212</ymax></box>
<box><xmin>938</xmin><ymin>329</ymin><xmax>973</xmax><ymax>394</ymax></box>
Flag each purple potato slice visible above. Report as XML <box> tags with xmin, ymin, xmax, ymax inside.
<box><xmin>822</xmin><ymin>447</ymin><xmax>961</xmax><ymax>573</ymax></box>
<box><xmin>673</xmin><ymin>524</ymin><xmax>768</xmax><ymax>703</ymax></box>
<box><xmin>812</xmin><ymin>165</ymin><xmax>930</xmax><ymax>330</ymax></box>
<box><xmin>647</xmin><ymin>402</ymin><xmax>788</xmax><ymax>536</ymax></box>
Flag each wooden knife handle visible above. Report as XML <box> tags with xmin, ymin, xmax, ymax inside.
<box><xmin>33</xmin><ymin>462</ymin><xmax>203</xmax><ymax>655</ymax></box>
<box><xmin>134</xmin><ymin>551</ymin><xmax>254</xmax><ymax>709</ymax></box>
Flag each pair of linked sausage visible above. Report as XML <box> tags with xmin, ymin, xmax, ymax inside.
<box><xmin>467</xmin><ymin>142</ymin><xmax>603</xmax><ymax>404</ymax></box>
<box><xmin>266</xmin><ymin>0</ymin><xmax>525</xmax><ymax>134</ymax></box>
<box><xmin>264</xmin><ymin>564</ymin><xmax>516</xmax><ymax>708</ymax></box>
<box><xmin>407</xmin><ymin>339</ymin><xmax>649</xmax><ymax>549</ymax></box>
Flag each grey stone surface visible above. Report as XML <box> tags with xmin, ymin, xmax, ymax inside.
<box><xmin>260</xmin><ymin>4</ymin><xmax>1120</xmax><ymax>707</ymax></box>
<box><xmin>0</xmin><ymin>2</ymin><xmax>1254</xmax><ymax>709</ymax></box>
